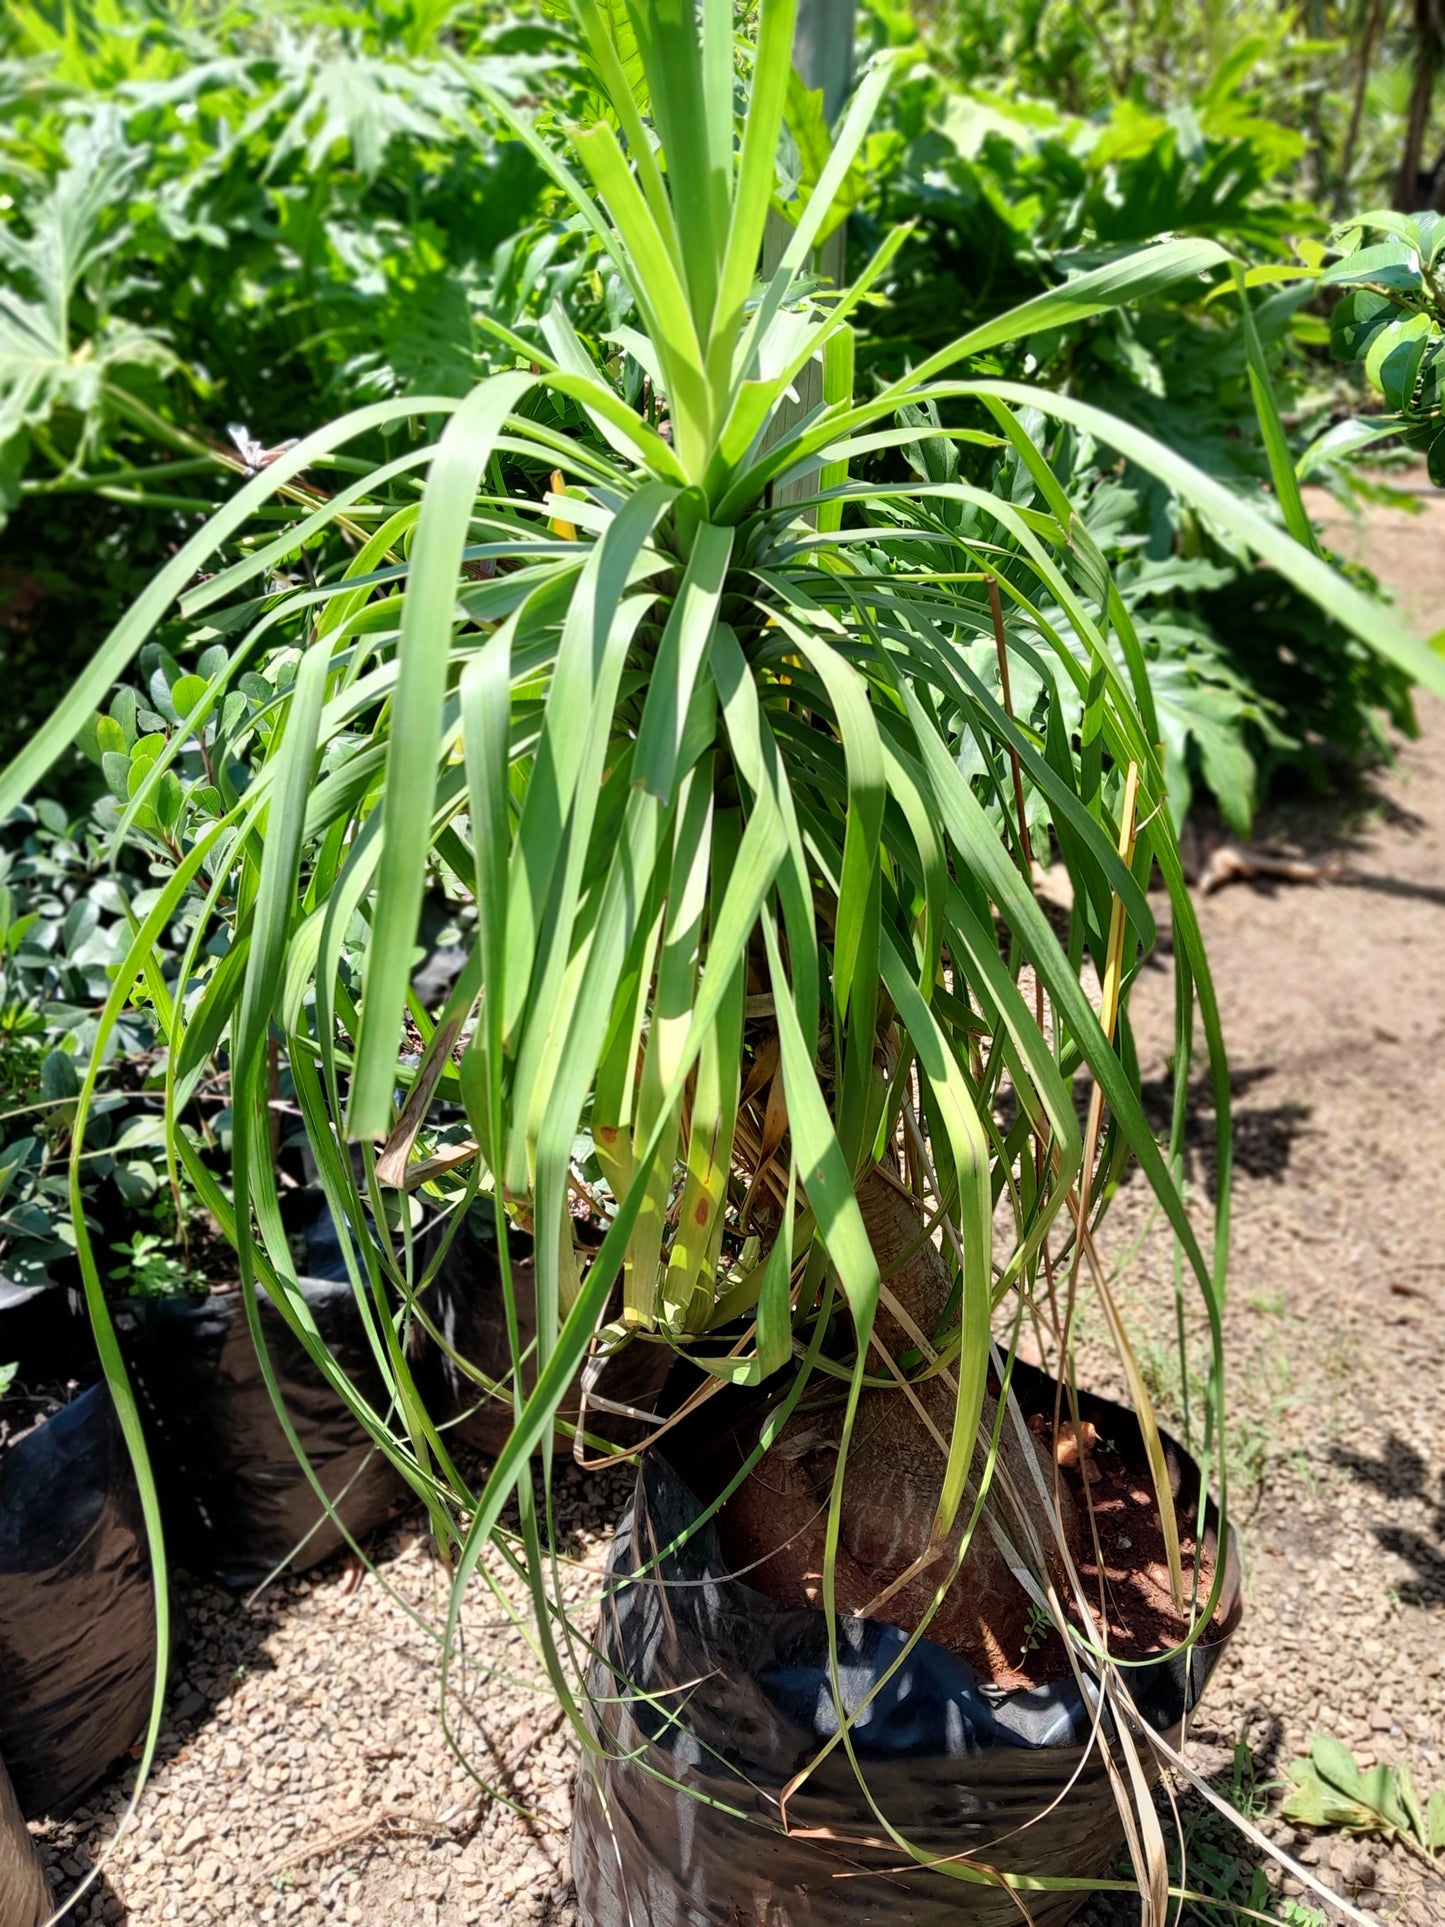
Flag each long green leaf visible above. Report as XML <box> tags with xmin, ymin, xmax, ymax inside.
<box><xmin>350</xmin><ymin>372</ymin><xmax>537</xmax><ymax>1135</ymax></box>
<box><xmin>0</xmin><ymin>396</ymin><xmax>462</xmax><ymax>812</ymax></box>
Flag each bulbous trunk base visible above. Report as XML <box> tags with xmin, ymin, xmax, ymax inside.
<box><xmin>718</xmin><ymin>1170</ymin><xmax>1079</xmax><ymax>1682</ymax></box>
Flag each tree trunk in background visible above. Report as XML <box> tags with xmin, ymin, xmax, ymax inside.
<box><xmin>1336</xmin><ymin>0</ymin><xmax>1387</xmax><ymax>216</ymax></box>
<box><xmin>1398</xmin><ymin>0</ymin><xmax>1443</xmax><ymax>208</ymax></box>
<box><xmin>1305</xmin><ymin>0</ymin><xmax>1333</xmax><ymax>207</ymax></box>
<box><xmin>793</xmin><ymin>0</ymin><xmax>857</xmax><ymax>128</ymax></box>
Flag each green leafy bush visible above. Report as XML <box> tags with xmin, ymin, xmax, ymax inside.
<box><xmin>0</xmin><ymin>3</ymin><xmax>565</xmax><ymax>461</ymax></box>
<box><xmin>914</xmin><ymin>0</ymin><xmax>1433</xmax><ymax>215</ymax></box>
<box><xmin>1</xmin><ymin>595</ymin><xmax>462</xmax><ymax>1294</ymax></box>
<box><xmin>849</xmin><ymin>59</ymin><xmax>1418</xmax><ymax>826</ymax></box>
<box><xmin>0</xmin><ymin>769</ymin><xmax>221</xmax><ymax>1293</ymax></box>
<box><xmin>1315</xmin><ymin>208</ymin><xmax>1445</xmax><ymax>487</ymax></box>
<box><xmin>2</xmin><ymin>2</ymin><xmax>1428</xmax><ymax>826</ymax></box>
<box><xmin>0</xmin><ymin>0</ymin><xmax>600</xmax><ymax>771</ymax></box>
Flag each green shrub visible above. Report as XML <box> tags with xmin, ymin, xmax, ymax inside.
<box><xmin>849</xmin><ymin>60</ymin><xmax>1418</xmax><ymax>825</ymax></box>
<box><xmin>1313</xmin><ymin>208</ymin><xmax>1445</xmax><ymax>485</ymax></box>
<box><xmin>0</xmin><ymin>0</ymin><xmax>592</xmax><ymax>767</ymax></box>
<box><xmin>0</xmin><ymin>777</ymin><xmax>211</xmax><ymax>1293</ymax></box>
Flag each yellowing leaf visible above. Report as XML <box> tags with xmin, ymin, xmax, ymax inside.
<box><xmin>547</xmin><ymin>468</ymin><xmax>577</xmax><ymax>541</ymax></box>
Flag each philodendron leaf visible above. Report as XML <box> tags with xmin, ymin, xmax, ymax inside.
<box><xmin>1329</xmin><ymin>287</ymin><xmax>1398</xmax><ymax>365</ymax></box>
<box><xmin>1367</xmin><ymin>312</ymin><xmax>1431</xmax><ymax>410</ymax></box>
<box><xmin>774</xmin><ymin>71</ymin><xmax>874</xmax><ymax>247</ymax></box>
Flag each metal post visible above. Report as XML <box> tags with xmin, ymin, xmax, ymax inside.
<box><xmin>794</xmin><ymin>0</ymin><xmax>857</xmax><ymax>131</ymax></box>
<box><xmin>760</xmin><ymin>0</ymin><xmax>858</xmax><ymax>506</ymax></box>
<box><xmin>793</xmin><ymin>0</ymin><xmax>856</xmax><ymax>291</ymax></box>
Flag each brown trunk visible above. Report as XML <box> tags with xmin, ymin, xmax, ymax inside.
<box><xmin>718</xmin><ymin>1170</ymin><xmax>1079</xmax><ymax>1682</ymax></box>
<box><xmin>1336</xmin><ymin>0</ymin><xmax>1387</xmax><ymax>217</ymax></box>
<box><xmin>1398</xmin><ymin>0</ymin><xmax>1443</xmax><ymax>210</ymax></box>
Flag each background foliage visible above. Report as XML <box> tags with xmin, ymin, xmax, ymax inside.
<box><xmin>4</xmin><ymin>0</ymin><xmax>1439</xmax><ymax>814</ymax></box>
<box><xmin>0</xmin><ymin>0</ymin><xmax>595</xmax><ymax>772</ymax></box>
<box><xmin>849</xmin><ymin>12</ymin><xmax>1427</xmax><ymax>827</ymax></box>
<box><xmin>911</xmin><ymin>0</ymin><xmax>1445</xmax><ymax>217</ymax></box>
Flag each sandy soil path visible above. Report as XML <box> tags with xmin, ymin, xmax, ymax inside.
<box><xmin>1069</xmin><ymin>480</ymin><xmax>1445</xmax><ymax>1926</ymax></box>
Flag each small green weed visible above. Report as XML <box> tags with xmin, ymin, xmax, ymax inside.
<box><xmin>1283</xmin><ymin>1735</ymin><xmax>1445</xmax><ymax>1869</ymax></box>
<box><xmin>1018</xmin><ymin>1602</ymin><xmax>1052</xmax><ymax>1658</ymax></box>
<box><xmin>1170</xmin><ymin>1736</ymin><xmax>1329</xmax><ymax>1927</ymax></box>
<box><xmin>108</xmin><ymin>1229</ymin><xmax>203</xmax><ymax>1299</ymax></box>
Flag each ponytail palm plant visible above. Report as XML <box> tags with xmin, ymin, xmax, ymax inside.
<box><xmin>6</xmin><ymin>0</ymin><xmax>1443</xmax><ymax>1900</ymax></box>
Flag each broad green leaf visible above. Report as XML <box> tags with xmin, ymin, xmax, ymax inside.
<box><xmin>1320</xmin><ymin>239</ymin><xmax>1422</xmax><ymax>293</ymax></box>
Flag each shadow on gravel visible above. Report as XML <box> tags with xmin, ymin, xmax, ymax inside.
<box><xmin>28</xmin><ymin>1844</ymin><xmax>124</xmax><ymax>1925</ymax></box>
<box><xmin>31</xmin><ymin>1566</ymin><xmax>295</xmax><ymax>1916</ymax></box>
<box><xmin>163</xmin><ymin>1565</ymin><xmax>289</xmax><ymax>1718</ymax></box>
<box><xmin>1329</xmin><ymin>1434</ymin><xmax>1445</xmax><ymax>1608</ymax></box>
<box><xmin>1374</xmin><ymin>1527</ymin><xmax>1445</xmax><ymax>1608</ymax></box>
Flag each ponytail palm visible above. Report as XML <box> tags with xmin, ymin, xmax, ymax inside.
<box><xmin>7</xmin><ymin>0</ymin><xmax>1443</xmax><ymax>1891</ymax></box>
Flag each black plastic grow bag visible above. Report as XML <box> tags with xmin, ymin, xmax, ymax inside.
<box><xmin>0</xmin><ymin>1275</ymin><xmax>92</xmax><ymax>1388</ymax></box>
<box><xmin>122</xmin><ymin>1192</ymin><xmax>411</xmax><ymax>1589</ymax></box>
<box><xmin>0</xmin><ymin>1381</ymin><xmax>157</xmax><ymax>1822</ymax></box>
<box><xmin>422</xmin><ymin>1197</ymin><xmax>672</xmax><ymax>1459</ymax></box>
<box><xmin>572</xmin><ymin>1365</ymin><xmax>1241</xmax><ymax>1927</ymax></box>
<box><xmin>0</xmin><ymin>1747</ymin><xmax>46</xmax><ymax>1927</ymax></box>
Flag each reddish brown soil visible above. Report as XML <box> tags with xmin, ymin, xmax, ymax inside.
<box><xmin>1028</xmin><ymin>1415</ymin><xmax>1220</xmax><ymax>1686</ymax></box>
<box><xmin>715</xmin><ymin>1174</ymin><xmax>1089</xmax><ymax>1683</ymax></box>
<box><xmin>718</xmin><ymin>1390</ymin><xmax>1220</xmax><ymax>1692</ymax></box>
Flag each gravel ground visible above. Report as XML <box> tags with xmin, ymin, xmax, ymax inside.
<box><xmin>31</xmin><ymin>1465</ymin><xmax>628</xmax><ymax>1927</ymax></box>
<box><xmin>30</xmin><ymin>488</ymin><xmax>1445</xmax><ymax>1925</ymax></box>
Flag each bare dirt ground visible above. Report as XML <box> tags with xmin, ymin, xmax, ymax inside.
<box><xmin>30</xmin><ymin>486</ymin><xmax>1445</xmax><ymax>1925</ymax></box>
<box><xmin>1064</xmin><ymin>478</ymin><xmax>1445</xmax><ymax>1926</ymax></box>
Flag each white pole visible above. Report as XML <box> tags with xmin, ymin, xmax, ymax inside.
<box><xmin>762</xmin><ymin>0</ymin><xmax>859</xmax><ymax>505</ymax></box>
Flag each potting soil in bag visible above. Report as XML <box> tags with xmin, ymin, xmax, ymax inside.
<box><xmin>421</xmin><ymin>1196</ymin><xmax>672</xmax><ymax>1458</ymax></box>
<box><xmin>0</xmin><ymin>1382</ymin><xmax>157</xmax><ymax>1821</ymax></box>
<box><xmin>572</xmin><ymin>1370</ymin><xmax>1241</xmax><ymax>1927</ymax></box>
<box><xmin>0</xmin><ymin>1748</ymin><xmax>47</xmax><ymax>1927</ymax></box>
<box><xmin>123</xmin><ymin>1191</ymin><xmax>410</xmax><ymax>1589</ymax></box>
